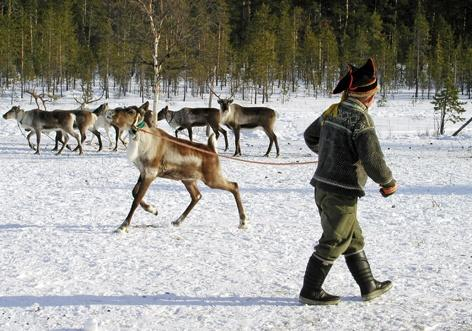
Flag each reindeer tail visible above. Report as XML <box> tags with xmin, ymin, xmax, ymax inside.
<box><xmin>207</xmin><ymin>134</ymin><xmax>218</xmax><ymax>154</ymax></box>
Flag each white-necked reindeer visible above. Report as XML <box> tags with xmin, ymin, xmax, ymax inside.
<box><xmin>106</xmin><ymin>103</ymin><xmax>247</xmax><ymax>233</ymax></box>
<box><xmin>3</xmin><ymin>106</ymin><xmax>83</xmax><ymax>155</ymax></box>
<box><xmin>210</xmin><ymin>88</ymin><xmax>280</xmax><ymax>157</ymax></box>
<box><xmin>92</xmin><ymin>103</ymin><xmax>128</xmax><ymax>151</ymax></box>
<box><xmin>157</xmin><ymin>105</ymin><xmax>228</xmax><ymax>151</ymax></box>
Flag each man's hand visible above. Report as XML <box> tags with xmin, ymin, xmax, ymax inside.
<box><xmin>380</xmin><ymin>182</ymin><xmax>398</xmax><ymax>198</ymax></box>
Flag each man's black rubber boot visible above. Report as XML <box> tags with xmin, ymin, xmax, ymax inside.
<box><xmin>299</xmin><ymin>254</ymin><xmax>340</xmax><ymax>305</ymax></box>
<box><xmin>345</xmin><ymin>251</ymin><xmax>393</xmax><ymax>301</ymax></box>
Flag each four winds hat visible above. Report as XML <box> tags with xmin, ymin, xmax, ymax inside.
<box><xmin>332</xmin><ymin>58</ymin><xmax>379</xmax><ymax>98</ymax></box>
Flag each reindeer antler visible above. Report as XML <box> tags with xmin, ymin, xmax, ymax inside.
<box><xmin>73</xmin><ymin>82</ymin><xmax>105</xmax><ymax>110</ymax></box>
<box><xmin>208</xmin><ymin>84</ymin><xmax>221</xmax><ymax>100</ymax></box>
<box><xmin>25</xmin><ymin>90</ymin><xmax>50</xmax><ymax>111</ymax></box>
<box><xmin>229</xmin><ymin>80</ymin><xmax>241</xmax><ymax>99</ymax></box>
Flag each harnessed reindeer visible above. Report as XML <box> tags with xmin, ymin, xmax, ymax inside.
<box><xmin>157</xmin><ymin>105</ymin><xmax>228</xmax><ymax>151</ymax></box>
<box><xmin>209</xmin><ymin>88</ymin><xmax>280</xmax><ymax>157</ymax></box>
<box><xmin>106</xmin><ymin>103</ymin><xmax>247</xmax><ymax>233</ymax></box>
<box><xmin>3</xmin><ymin>106</ymin><xmax>83</xmax><ymax>155</ymax></box>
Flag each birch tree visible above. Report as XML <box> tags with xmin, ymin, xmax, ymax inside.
<box><xmin>135</xmin><ymin>0</ymin><xmax>190</xmax><ymax>122</ymax></box>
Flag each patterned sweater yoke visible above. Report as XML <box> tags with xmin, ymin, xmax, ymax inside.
<box><xmin>304</xmin><ymin>97</ymin><xmax>394</xmax><ymax>197</ymax></box>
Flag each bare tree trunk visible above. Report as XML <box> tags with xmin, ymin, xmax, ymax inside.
<box><xmin>452</xmin><ymin>116</ymin><xmax>472</xmax><ymax>136</ymax></box>
<box><xmin>440</xmin><ymin>108</ymin><xmax>446</xmax><ymax>135</ymax></box>
<box><xmin>21</xmin><ymin>27</ymin><xmax>25</xmax><ymax>98</ymax></box>
<box><xmin>59</xmin><ymin>39</ymin><xmax>63</xmax><ymax>97</ymax></box>
<box><xmin>415</xmin><ymin>29</ymin><xmax>420</xmax><ymax>99</ymax></box>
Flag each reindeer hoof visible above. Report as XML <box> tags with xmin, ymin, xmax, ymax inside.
<box><xmin>145</xmin><ymin>206</ymin><xmax>158</xmax><ymax>216</ymax></box>
<box><xmin>238</xmin><ymin>221</ymin><xmax>248</xmax><ymax>229</ymax></box>
<box><xmin>171</xmin><ymin>220</ymin><xmax>181</xmax><ymax>227</ymax></box>
<box><xmin>114</xmin><ymin>226</ymin><xmax>128</xmax><ymax>233</ymax></box>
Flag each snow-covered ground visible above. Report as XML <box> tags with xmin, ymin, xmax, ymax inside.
<box><xmin>1</xmin><ymin>90</ymin><xmax>471</xmax><ymax>330</ymax></box>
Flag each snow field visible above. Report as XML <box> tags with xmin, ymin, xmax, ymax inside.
<box><xmin>0</xmin><ymin>94</ymin><xmax>471</xmax><ymax>330</ymax></box>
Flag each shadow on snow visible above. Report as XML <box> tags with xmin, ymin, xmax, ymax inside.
<box><xmin>0</xmin><ymin>294</ymin><xmax>299</xmax><ymax>308</ymax></box>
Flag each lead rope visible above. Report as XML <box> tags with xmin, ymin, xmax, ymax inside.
<box><xmin>137</xmin><ymin>127</ymin><xmax>318</xmax><ymax>166</ymax></box>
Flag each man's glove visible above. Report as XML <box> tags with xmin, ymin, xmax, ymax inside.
<box><xmin>380</xmin><ymin>181</ymin><xmax>398</xmax><ymax>198</ymax></box>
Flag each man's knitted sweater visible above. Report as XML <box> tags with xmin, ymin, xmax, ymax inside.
<box><xmin>304</xmin><ymin>97</ymin><xmax>395</xmax><ymax>197</ymax></box>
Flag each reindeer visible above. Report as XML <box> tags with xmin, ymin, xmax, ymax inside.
<box><xmin>53</xmin><ymin>104</ymin><xmax>105</xmax><ymax>152</ymax></box>
<box><xmin>210</xmin><ymin>89</ymin><xmax>280</xmax><ymax>157</ymax></box>
<box><xmin>106</xmin><ymin>103</ymin><xmax>247</xmax><ymax>233</ymax></box>
<box><xmin>157</xmin><ymin>105</ymin><xmax>228</xmax><ymax>151</ymax></box>
<box><xmin>92</xmin><ymin>103</ymin><xmax>128</xmax><ymax>151</ymax></box>
<box><xmin>3</xmin><ymin>106</ymin><xmax>83</xmax><ymax>155</ymax></box>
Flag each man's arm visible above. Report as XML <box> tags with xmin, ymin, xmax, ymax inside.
<box><xmin>304</xmin><ymin>117</ymin><xmax>322</xmax><ymax>154</ymax></box>
<box><xmin>354</xmin><ymin>124</ymin><xmax>395</xmax><ymax>187</ymax></box>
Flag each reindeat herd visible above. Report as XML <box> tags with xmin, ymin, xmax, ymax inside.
<box><xmin>2</xmin><ymin>96</ymin><xmax>280</xmax><ymax>232</ymax></box>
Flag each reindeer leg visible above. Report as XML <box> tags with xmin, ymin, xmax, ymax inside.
<box><xmin>105</xmin><ymin>125</ymin><xmax>114</xmax><ymax>148</ymax></box>
<box><xmin>204</xmin><ymin>177</ymin><xmax>247</xmax><ymax>229</ymax></box>
<box><xmin>112</xmin><ymin>125</ymin><xmax>119</xmax><ymax>151</ymax></box>
<box><xmin>56</xmin><ymin>133</ymin><xmax>69</xmax><ymax>155</ymax></box>
<box><xmin>172</xmin><ymin>180</ymin><xmax>201</xmax><ymax>227</ymax></box>
<box><xmin>117</xmin><ymin>175</ymin><xmax>154</xmax><ymax>233</ymax></box>
<box><xmin>66</xmin><ymin>128</ymin><xmax>83</xmax><ymax>155</ymax></box>
<box><xmin>132</xmin><ymin>176</ymin><xmax>158</xmax><ymax>215</ymax></box>
<box><xmin>52</xmin><ymin>131</ymin><xmax>61</xmax><ymax>151</ymax></box>
<box><xmin>91</xmin><ymin>129</ymin><xmax>102</xmax><ymax>152</ymax></box>
<box><xmin>34</xmin><ymin>129</ymin><xmax>41</xmax><ymax>155</ymax></box>
<box><xmin>73</xmin><ymin>128</ymin><xmax>86</xmax><ymax>152</ymax></box>
<box><xmin>175</xmin><ymin>127</ymin><xmax>185</xmax><ymax>139</ymax></box>
<box><xmin>263</xmin><ymin>128</ymin><xmax>274</xmax><ymax>157</ymax></box>
<box><xmin>188</xmin><ymin>128</ymin><xmax>193</xmax><ymax>142</ymax></box>
<box><xmin>26</xmin><ymin>131</ymin><xmax>35</xmax><ymax>150</ymax></box>
<box><xmin>218</xmin><ymin>126</ymin><xmax>229</xmax><ymax>151</ymax></box>
<box><xmin>233</xmin><ymin>127</ymin><xmax>242</xmax><ymax>157</ymax></box>
<box><xmin>273</xmin><ymin>132</ymin><xmax>280</xmax><ymax>157</ymax></box>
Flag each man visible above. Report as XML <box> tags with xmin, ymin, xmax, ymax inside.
<box><xmin>299</xmin><ymin>58</ymin><xmax>398</xmax><ymax>305</ymax></box>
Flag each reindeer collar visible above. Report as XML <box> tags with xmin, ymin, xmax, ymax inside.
<box><xmin>129</xmin><ymin>119</ymin><xmax>146</xmax><ymax>139</ymax></box>
<box><xmin>136</xmin><ymin>119</ymin><xmax>145</xmax><ymax>129</ymax></box>
<box><xmin>166</xmin><ymin>111</ymin><xmax>176</xmax><ymax>125</ymax></box>
<box><xmin>17</xmin><ymin>109</ymin><xmax>26</xmax><ymax>125</ymax></box>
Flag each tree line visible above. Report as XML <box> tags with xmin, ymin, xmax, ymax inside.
<box><xmin>1</xmin><ymin>0</ymin><xmax>472</xmax><ymax>104</ymax></box>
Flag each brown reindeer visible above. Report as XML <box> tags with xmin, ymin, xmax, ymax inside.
<box><xmin>3</xmin><ymin>106</ymin><xmax>82</xmax><ymax>155</ymax></box>
<box><xmin>53</xmin><ymin>104</ymin><xmax>106</xmax><ymax>152</ymax></box>
<box><xmin>106</xmin><ymin>104</ymin><xmax>247</xmax><ymax>233</ymax></box>
<box><xmin>210</xmin><ymin>89</ymin><xmax>280</xmax><ymax>157</ymax></box>
<box><xmin>157</xmin><ymin>105</ymin><xmax>228</xmax><ymax>151</ymax></box>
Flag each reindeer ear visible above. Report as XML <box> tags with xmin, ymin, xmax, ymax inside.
<box><xmin>229</xmin><ymin>99</ymin><xmax>233</xmax><ymax>104</ymax></box>
<box><xmin>141</xmin><ymin>101</ymin><xmax>149</xmax><ymax>111</ymax></box>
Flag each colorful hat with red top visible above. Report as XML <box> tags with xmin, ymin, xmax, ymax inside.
<box><xmin>332</xmin><ymin>58</ymin><xmax>379</xmax><ymax>97</ymax></box>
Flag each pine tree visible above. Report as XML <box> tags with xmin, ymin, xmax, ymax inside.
<box><xmin>244</xmin><ymin>4</ymin><xmax>276</xmax><ymax>103</ymax></box>
<box><xmin>432</xmin><ymin>79</ymin><xmax>467</xmax><ymax>135</ymax></box>
<box><xmin>300</xmin><ymin>19</ymin><xmax>320</xmax><ymax>96</ymax></box>
<box><xmin>412</xmin><ymin>4</ymin><xmax>430</xmax><ymax>98</ymax></box>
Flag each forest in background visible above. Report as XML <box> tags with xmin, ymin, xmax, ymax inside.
<box><xmin>1</xmin><ymin>0</ymin><xmax>472</xmax><ymax>104</ymax></box>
